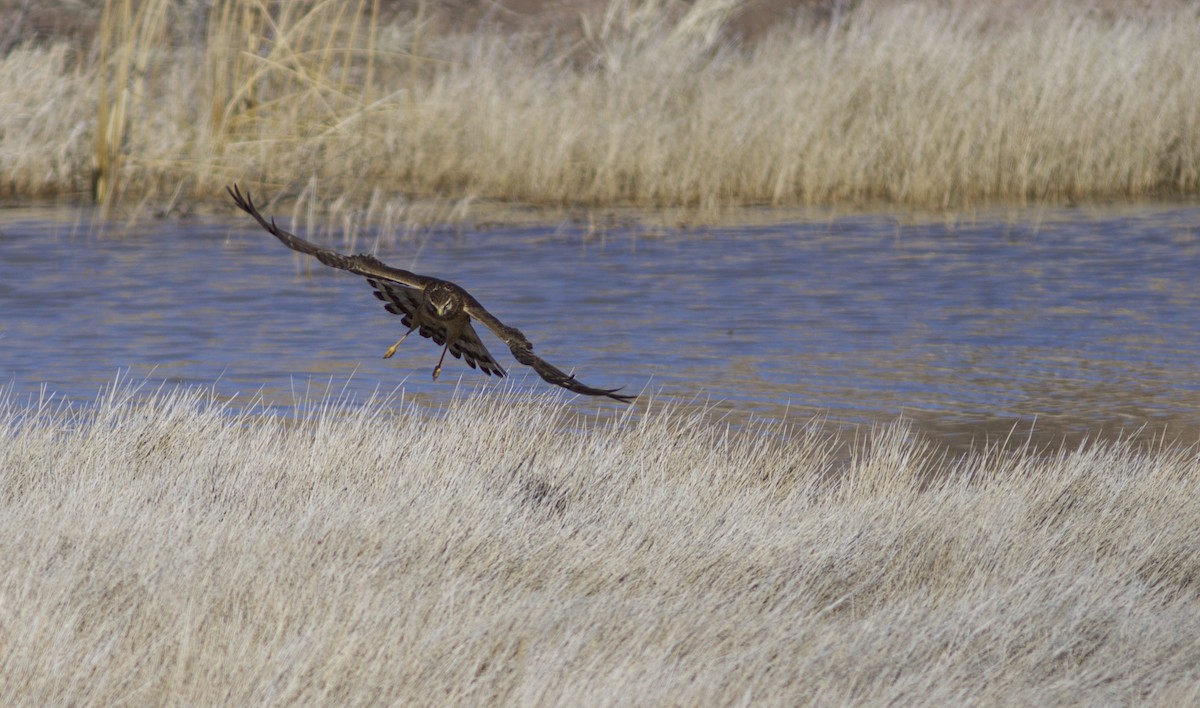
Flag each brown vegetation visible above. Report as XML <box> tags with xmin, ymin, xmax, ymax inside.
<box><xmin>0</xmin><ymin>0</ymin><xmax>1197</xmax><ymax>219</ymax></box>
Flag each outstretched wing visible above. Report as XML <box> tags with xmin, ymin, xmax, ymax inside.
<box><xmin>228</xmin><ymin>184</ymin><xmax>434</xmax><ymax>289</ymax></box>
<box><xmin>462</xmin><ymin>294</ymin><xmax>636</xmax><ymax>403</ymax></box>
<box><xmin>368</xmin><ymin>278</ymin><xmax>506</xmax><ymax>377</ymax></box>
<box><xmin>230</xmin><ymin>183</ymin><xmax>633</xmax><ymax>402</ymax></box>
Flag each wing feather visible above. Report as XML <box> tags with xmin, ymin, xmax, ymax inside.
<box><xmin>450</xmin><ymin>322</ymin><xmax>507</xmax><ymax>378</ymax></box>
<box><xmin>368</xmin><ymin>278</ymin><xmax>422</xmax><ymax>319</ymax></box>
<box><xmin>228</xmin><ymin>184</ymin><xmax>433</xmax><ymax>289</ymax></box>
<box><xmin>462</xmin><ymin>295</ymin><xmax>635</xmax><ymax>403</ymax></box>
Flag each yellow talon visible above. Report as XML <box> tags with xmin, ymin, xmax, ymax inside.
<box><xmin>383</xmin><ymin>329</ymin><xmax>415</xmax><ymax>359</ymax></box>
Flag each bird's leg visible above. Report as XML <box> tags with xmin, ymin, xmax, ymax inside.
<box><xmin>383</xmin><ymin>323</ymin><xmax>419</xmax><ymax>359</ymax></box>
<box><xmin>432</xmin><ymin>341</ymin><xmax>452</xmax><ymax>380</ymax></box>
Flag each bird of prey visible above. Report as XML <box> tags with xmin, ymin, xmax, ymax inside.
<box><xmin>228</xmin><ymin>185</ymin><xmax>635</xmax><ymax>403</ymax></box>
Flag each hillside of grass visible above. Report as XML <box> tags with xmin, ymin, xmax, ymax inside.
<box><xmin>1</xmin><ymin>0</ymin><xmax>1198</xmax><ymax>220</ymax></box>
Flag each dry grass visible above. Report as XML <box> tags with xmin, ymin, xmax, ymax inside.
<box><xmin>0</xmin><ymin>0</ymin><xmax>1198</xmax><ymax>219</ymax></box>
<box><xmin>3</xmin><ymin>379</ymin><xmax>1200</xmax><ymax>703</ymax></box>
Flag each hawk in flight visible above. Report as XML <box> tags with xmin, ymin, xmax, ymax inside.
<box><xmin>228</xmin><ymin>185</ymin><xmax>634</xmax><ymax>403</ymax></box>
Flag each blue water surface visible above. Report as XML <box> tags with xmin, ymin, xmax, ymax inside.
<box><xmin>2</xmin><ymin>203</ymin><xmax>1198</xmax><ymax>445</ymax></box>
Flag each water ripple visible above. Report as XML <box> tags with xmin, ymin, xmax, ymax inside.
<box><xmin>2</xmin><ymin>204</ymin><xmax>1198</xmax><ymax>446</ymax></box>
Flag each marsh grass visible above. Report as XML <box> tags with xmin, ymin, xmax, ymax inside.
<box><xmin>1</xmin><ymin>0</ymin><xmax>1199</xmax><ymax>221</ymax></box>
<box><xmin>3</xmin><ymin>379</ymin><xmax>1200</xmax><ymax>703</ymax></box>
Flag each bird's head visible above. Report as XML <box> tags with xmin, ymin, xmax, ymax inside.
<box><xmin>427</xmin><ymin>287</ymin><xmax>460</xmax><ymax>318</ymax></box>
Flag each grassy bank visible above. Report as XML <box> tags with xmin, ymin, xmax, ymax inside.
<box><xmin>2</xmin><ymin>380</ymin><xmax>1200</xmax><ymax>703</ymax></box>
<box><xmin>1</xmin><ymin>0</ymin><xmax>1198</xmax><ymax>219</ymax></box>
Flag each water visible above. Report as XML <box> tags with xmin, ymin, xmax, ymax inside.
<box><xmin>2</xmin><ymin>203</ymin><xmax>1199</xmax><ymax>447</ymax></box>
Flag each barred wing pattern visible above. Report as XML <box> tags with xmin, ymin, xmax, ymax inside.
<box><xmin>368</xmin><ymin>278</ymin><xmax>507</xmax><ymax>377</ymax></box>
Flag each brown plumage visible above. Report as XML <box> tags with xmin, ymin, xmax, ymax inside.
<box><xmin>228</xmin><ymin>184</ymin><xmax>635</xmax><ymax>403</ymax></box>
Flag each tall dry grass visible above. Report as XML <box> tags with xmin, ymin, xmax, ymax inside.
<box><xmin>0</xmin><ymin>0</ymin><xmax>1198</xmax><ymax>217</ymax></box>
<box><xmin>3</xmin><ymin>379</ymin><xmax>1200</xmax><ymax>703</ymax></box>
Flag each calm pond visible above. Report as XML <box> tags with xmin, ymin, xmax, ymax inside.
<box><xmin>2</xmin><ymin>203</ymin><xmax>1198</xmax><ymax>448</ymax></box>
